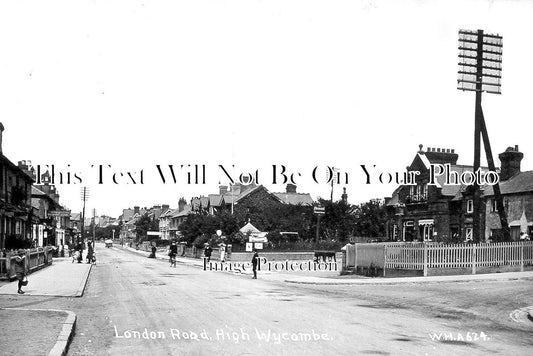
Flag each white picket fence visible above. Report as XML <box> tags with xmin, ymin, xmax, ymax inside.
<box><xmin>344</xmin><ymin>241</ymin><xmax>533</xmax><ymax>276</ymax></box>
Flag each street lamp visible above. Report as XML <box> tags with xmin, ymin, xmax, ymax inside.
<box><xmin>457</xmin><ymin>29</ymin><xmax>509</xmax><ymax>242</ymax></box>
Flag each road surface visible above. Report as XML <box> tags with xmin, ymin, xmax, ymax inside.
<box><xmin>1</xmin><ymin>243</ymin><xmax>532</xmax><ymax>355</ymax></box>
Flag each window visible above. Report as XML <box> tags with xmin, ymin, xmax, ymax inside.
<box><xmin>466</xmin><ymin>199</ymin><xmax>474</xmax><ymax>213</ymax></box>
<box><xmin>419</xmin><ymin>219</ymin><xmax>434</xmax><ymax>241</ymax></box>
<box><xmin>490</xmin><ymin>199</ymin><xmax>498</xmax><ymax>213</ymax></box>
<box><xmin>465</xmin><ymin>227</ymin><xmax>473</xmax><ymax>241</ymax></box>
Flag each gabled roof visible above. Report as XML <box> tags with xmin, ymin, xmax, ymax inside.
<box><xmin>159</xmin><ymin>208</ymin><xmax>174</xmax><ymax>218</ymax></box>
<box><xmin>273</xmin><ymin>192</ymin><xmax>314</xmax><ymax>205</ymax></box>
<box><xmin>209</xmin><ymin>194</ymin><xmax>224</xmax><ymax>207</ymax></box>
<box><xmin>483</xmin><ymin>171</ymin><xmax>533</xmax><ymax>196</ymax></box>
<box><xmin>234</xmin><ymin>185</ymin><xmax>283</xmax><ymax>204</ymax></box>
<box><xmin>385</xmin><ymin>187</ymin><xmax>402</xmax><ymax>206</ymax></box>
<box><xmin>240</xmin><ymin>222</ymin><xmax>261</xmax><ymax>234</ymax></box>
<box><xmin>170</xmin><ymin>205</ymin><xmax>192</xmax><ymax>218</ymax></box>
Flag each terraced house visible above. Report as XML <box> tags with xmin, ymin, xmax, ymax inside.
<box><xmin>0</xmin><ymin>124</ymin><xmax>34</xmax><ymax>250</ymax></box>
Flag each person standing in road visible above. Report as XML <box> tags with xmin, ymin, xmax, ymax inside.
<box><xmin>204</xmin><ymin>243</ymin><xmax>212</xmax><ymax>263</ymax></box>
<box><xmin>219</xmin><ymin>243</ymin><xmax>226</xmax><ymax>263</ymax></box>
<box><xmin>14</xmin><ymin>250</ymin><xmax>27</xmax><ymax>294</ymax></box>
<box><xmin>251</xmin><ymin>249</ymin><xmax>259</xmax><ymax>279</ymax></box>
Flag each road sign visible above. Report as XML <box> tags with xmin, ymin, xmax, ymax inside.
<box><xmin>48</xmin><ymin>210</ymin><xmax>71</xmax><ymax>217</ymax></box>
<box><xmin>314</xmin><ymin>207</ymin><xmax>325</xmax><ymax>215</ymax></box>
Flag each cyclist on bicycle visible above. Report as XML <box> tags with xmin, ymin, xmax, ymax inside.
<box><xmin>169</xmin><ymin>241</ymin><xmax>178</xmax><ymax>267</ymax></box>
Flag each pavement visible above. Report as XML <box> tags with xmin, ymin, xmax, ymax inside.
<box><xmin>118</xmin><ymin>243</ymin><xmax>533</xmax><ymax>286</ymax></box>
<box><xmin>1</xmin><ymin>245</ymin><xmax>533</xmax><ymax>356</ymax></box>
<box><xmin>0</xmin><ymin>257</ymin><xmax>91</xmax><ymax>356</ymax></box>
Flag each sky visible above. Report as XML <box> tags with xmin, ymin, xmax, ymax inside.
<box><xmin>1</xmin><ymin>0</ymin><xmax>533</xmax><ymax>218</ymax></box>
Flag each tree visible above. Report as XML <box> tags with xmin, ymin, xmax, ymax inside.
<box><xmin>317</xmin><ymin>198</ymin><xmax>357</xmax><ymax>242</ymax></box>
<box><xmin>134</xmin><ymin>213</ymin><xmax>159</xmax><ymax>243</ymax></box>
<box><xmin>353</xmin><ymin>198</ymin><xmax>387</xmax><ymax>238</ymax></box>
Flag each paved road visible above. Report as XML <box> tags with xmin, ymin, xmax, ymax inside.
<box><xmin>2</xmin><ymin>244</ymin><xmax>532</xmax><ymax>355</ymax></box>
<box><xmin>86</xmin><ymin>246</ymin><xmax>533</xmax><ymax>355</ymax></box>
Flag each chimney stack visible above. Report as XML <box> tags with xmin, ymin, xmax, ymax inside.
<box><xmin>286</xmin><ymin>183</ymin><xmax>297</xmax><ymax>193</ymax></box>
<box><xmin>219</xmin><ymin>185</ymin><xmax>228</xmax><ymax>195</ymax></box>
<box><xmin>178</xmin><ymin>198</ymin><xmax>187</xmax><ymax>212</ymax></box>
<box><xmin>499</xmin><ymin>146</ymin><xmax>523</xmax><ymax>181</ymax></box>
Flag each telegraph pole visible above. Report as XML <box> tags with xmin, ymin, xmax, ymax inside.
<box><xmin>457</xmin><ymin>29</ymin><xmax>508</xmax><ymax>241</ymax></box>
<box><xmin>80</xmin><ymin>187</ymin><xmax>89</xmax><ymax>244</ymax></box>
<box><xmin>92</xmin><ymin>208</ymin><xmax>96</xmax><ymax>247</ymax></box>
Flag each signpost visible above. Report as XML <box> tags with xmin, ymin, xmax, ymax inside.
<box><xmin>314</xmin><ymin>206</ymin><xmax>325</xmax><ymax>243</ymax></box>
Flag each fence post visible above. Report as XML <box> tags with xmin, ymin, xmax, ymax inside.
<box><xmin>520</xmin><ymin>242</ymin><xmax>524</xmax><ymax>272</ymax></box>
<box><xmin>423</xmin><ymin>244</ymin><xmax>428</xmax><ymax>277</ymax></box>
<box><xmin>6</xmin><ymin>252</ymin><xmax>11</xmax><ymax>276</ymax></box>
<box><xmin>354</xmin><ymin>243</ymin><xmax>358</xmax><ymax>273</ymax></box>
<box><xmin>472</xmin><ymin>244</ymin><xmax>477</xmax><ymax>275</ymax></box>
<box><xmin>383</xmin><ymin>245</ymin><xmax>387</xmax><ymax>277</ymax></box>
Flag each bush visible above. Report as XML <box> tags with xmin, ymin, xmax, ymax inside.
<box><xmin>193</xmin><ymin>235</ymin><xmax>210</xmax><ymax>249</ymax></box>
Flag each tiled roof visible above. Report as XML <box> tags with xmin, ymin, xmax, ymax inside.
<box><xmin>483</xmin><ymin>171</ymin><xmax>533</xmax><ymax>196</ymax></box>
<box><xmin>385</xmin><ymin>187</ymin><xmax>402</xmax><ymax>206</ymax></box>
<box><xmin>170</xmin><ymin>205</ymin><xmax>192</xmax><ymax>218</ymax></box>
<box><xmin>236</xmin><ymin>185</ymin><xmax>283</xmax><ymax>203</ymax></box>
<box><xmin>31</xmin><ymin>186</ymin><xmax>46</xmax><ymax>195</ymax></box>
<box><xmin>209</xmin><ymin>194</ymin><xmax>224</xmax><ymax>206</ymax></box>
<box><xmin>273</xmin><ymin>192</ymin><xmax>314</xmax><ymax>205</ymax></box>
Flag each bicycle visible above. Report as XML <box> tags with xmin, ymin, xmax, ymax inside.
<box><xmin>169</xmin><ymin>253</ymin><xmax>177</xmax><ymax>267</ymax></box>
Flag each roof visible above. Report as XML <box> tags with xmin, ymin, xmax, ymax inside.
<box><xmin>240</xmin><ymin>222</ymin><xmax>261</xmax><ymax>234</ymax></box>
<box><xmin>385</xmin><ymin>187</ymin><xmax>402</xmax><ymax>206</ymax></box>
<box><xmin>209</xmin><ymin>194</ymin><xmax>224</xmax><ymax>207</ymax></box>
<box><xmin>483</xmin><ymin>170</ymin><xmax>533</xmax><ymax>196</ymax></box>
<box><xmin>273</xmin><ymin>192</ymin><xmax>314</xmax><ymax>205</ymax></box>
<box><xmin>170</xmin><ymin>205</ymin><xmax>192</xmax><ymax>218</ymax></box>
<box><xmin>235</xmin><ymin>185</ymin><xmax>283</xmax><ymax>203</ymax></box>
<box><xmin>436</xmin><ymin>165</ymin><xmax>489</xmax><ymax>198</ymax></box>
<box><xmin>31</xmin><ymin>186</ymin><xmax>46</xmax><ymax>196</ymax></box>
<box><xmin>159</xmin><ymin>208</ymin><xmax>174</xmax><ymax>218</ymax></box>
<box><xmin>191</xmin><ymin>196</ymin><xmax>209</xmax><ymax>210</ymax></box>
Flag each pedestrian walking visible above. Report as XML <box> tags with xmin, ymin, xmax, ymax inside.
<box><xmin>219</xmin><ymin>243</ymin><xmax>226</xmax><ymax>263</ymax></box>
<box><xmin>204</xmin><ymin>243</ymin><xmax>212</xmax><ymax>263</ymax></box>
<box><xmin>86</xmin><ymin>241</ymin><xmax>94</xmax><ymax>264</ymax></box>
<box><xmin>168</xmin><ymin>242</ymin><xmax>177</xmax><ymax>267</ymax></box>
<box><xmin>14</xmin><ymin>250</ymin><xmax>27</xmax><ymax>294</ymax></box>
<box><xmin>251</xmin><ymin>249</ymin><xmax>259</xmax><ymax>279</ymax></box>
<box><xmin>76</xmin><ymin>242</ymin><xmax>83</xmax><ymax>263</ymax></box>
<box><xmin>148</xmin><ymin>244</ymin><xmax>157</xmax><ymax>258</ymax></box>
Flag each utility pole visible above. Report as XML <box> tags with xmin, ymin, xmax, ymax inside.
<box><xmin>92</xmin><ymin>208</ymin><xmax>96</xmax><ymax>247</ymax></box>
<box><xmin>80</xmin><ymin>187</ymin><xmax>89</xmax><ymax>245</ymax></box>
<box><xmin>457</xmin><ymin>29</ymin><xmax>508</xmax><ymax>242</ymax></box>
<box><xmin>329</xmin><ymin>167</ymin><xmax>339</xmax><ymax>202</ymax></box>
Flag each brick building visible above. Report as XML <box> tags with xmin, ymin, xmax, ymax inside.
<box><xmin>386</xmin><ymin>144</ymin><xmax>533</xmax><ymax>242</ymax></box>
